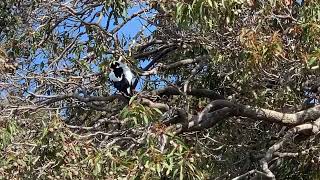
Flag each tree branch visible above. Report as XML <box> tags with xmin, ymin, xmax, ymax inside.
<box><xmin>40</xmin><ymin>93</ymin><xmax>128</xmax><ymax>105</ymax></box>
<box><xmin>142</xmin><ymin>46</ymin><xmax>178</xmax><ymax>71</ymax></box>
<box><xmin>153</xmin><ymin>86</ymin><xmax>224</xmax><ymax>99</ymax></box>
<box><xmin>260</xmin><ymin>117</ymin><xmax>320</xmax><ymax>179</ymax></box>
<box><xmin>166</xmin><ymin>100</ymin><xmax>320</xmax><ymax>134</ymax></box>
<box><xmin>140</xmin><ymin>98</ymin><xmax>169</xmax><ymax>111</ymax></box>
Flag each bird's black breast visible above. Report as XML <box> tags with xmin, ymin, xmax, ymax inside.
<box><xmin>113</xmin><ymin>67</ymin><xmax>123</xmax><ymax>78</ymax></box>
<box><xmin>112</xmin><ymin>74</ymin><xmax>130</xmax><ymax>95</ymax></box>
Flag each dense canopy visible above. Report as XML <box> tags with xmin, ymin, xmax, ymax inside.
<box><xmin>1</xmin><ymin>0</ymin><xmax>320</xmax><ymax>179</ymax></box>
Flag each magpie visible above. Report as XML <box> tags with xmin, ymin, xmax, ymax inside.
<box><xmin>108</xmin><ymin>59</ymin><xmax>136</xmax><ymax>96</ymax></box>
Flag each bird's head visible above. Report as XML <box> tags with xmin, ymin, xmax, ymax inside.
<box><xmin>109</xmin><ymin>61</ymin><xmax>120</xmax><ymax>71</ymax></box>
<box><xmin>107</xmin><ymin>56</ymin><xmax>125</xmax><ymax>72</ymax></box>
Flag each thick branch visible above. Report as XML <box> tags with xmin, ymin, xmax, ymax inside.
<box><xmin>195</xmin><ymin>100</ymin><xmax>320</xmax><ymax>125</ymax></box>
<box><xmin>140</xmin><ymin>98</ymin><xmax>169</xmax><ymax>111</ymax></box>
<box><xmin>162</xmin><ymin>57</ymin><xmax>203</xmax><ymax>69</ymax></box>
<box><xmin>241</xmin><ymin>104</ymin><xmax>320</xmax><ymax>125</ymax></box>
<box><xmin>142</xmin><ymin>46</ymin><xmax>178</xmax><ymax>71</ymax></box>
<box><xmin>134</xmin><ymin>44</ymin><xmax>175</xmax><ymax>59</ymax></box>
<box><xmin>169</xmin><ymin>100</ymin><xmax>320</xmax><ymax>134</ymax></box>
<box><xmin>135</xmin><ymin>40</ymin><xmax>166</xmax><ymax>52</ymax></box>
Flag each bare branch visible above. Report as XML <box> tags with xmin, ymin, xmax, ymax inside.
<box><xmin>142</xmin><ymin>46</ymin><xmax>178</xmax><ymax>70</ymax></box>
<box><xmin>111</xmin><ymin>7</ymin><xmax>151</xmax><ymax>34</ymax></box>
<box><xmin>260</xmin><ymin>117</ymin><xmax>320</xmax><ymax>179</ymax></box>
<box><xmin>232</xmin><ymin>169</ymin><xmax>270</xmax><ymax>180</ymax></box>
<box><xmin>140</xmin><ymin>98</ymin><xmax>169</xmax><ymax>111</ymax></box>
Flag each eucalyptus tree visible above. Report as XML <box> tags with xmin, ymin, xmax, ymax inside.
<box><xmin>1</xmin><ymin>0</ymin><xmax>320</xmax><ymax>179</ymax></box>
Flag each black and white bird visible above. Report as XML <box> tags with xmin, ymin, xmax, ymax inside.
<box><xmin>108</xmin><ymin>57</ymin><xmax>136</xmax><ymax>96</ymax></box>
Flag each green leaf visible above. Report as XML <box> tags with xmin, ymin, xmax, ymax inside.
<box><xmin>173</xmin><ymin>168</ymin><xmax>179</xmax><ymax>179</ymax></box>
<box><xmin>200</xmin><ymin>2</ymin><xmax>204</xmax><ymax>21</ymax></box>
<box><xmin>156</xmin><ymin>163</ymin><xmax>161</xmax><ymax>175</ymax></box>
<box><xmin>153</xmin><ymin>108</ymin><xmax>163</xmax><ymax>115</ymax></box>
<box><xmin>93</xmin><ymin>162</ymin><xmax>101</xmax><ymax>176</ymax></box>
<box><xmin>214</xmin><ymin>1</ymin><xmax>218</xmax><ymax>8</ymax></box>
<box><xmin>176</xmin><ymin>2</ymin><xmax>184</xmax><ymax>21</ymax></box>
<box><xmin>226</xmin><ymin>16</ymin><xmax>230</xmax><ymax>24</ymax></box>
<box><xmin>132</xmin><ymin>117</ymin><xmax>138</xmax><ymax>125</ymax></box>
<box><xmin>308</xmin><ymin>56</ymin><xmax>318</xmax><ymax>66</ymax></box>
<box><xmin>208</xmin><ymin>0</ymin><xmax>213</xmax><ymax>7</ymax></box>
<box><xmin>143</xmin><ymin>115</ymin><xmax>149</xmax><ymax>124</ymax></box>
<box><xmin>145</xmin><ymin>160</ymin><xmax>150</xmax><ymax>168</ymax></box>
<box><xmin>186</xmin><ymin>161</ymin><xmax>195</xmax><ymax>172</ymax></box>
<box><xmin>120</xmin><ymin>107</ymin><xmax>129</xmax><ymax>118</ymax></box>
<box><xmin>129</xmin><ymin>95</ymin><xmax>137</xmax><ymax>105</ymax></box>
<box><xmin>179</xmin><ymin>161</ymin><xmax>184</xmax><ymax>180</ymax></box>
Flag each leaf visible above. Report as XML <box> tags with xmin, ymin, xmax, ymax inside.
<box><xmin>153</xmin><ymin>108</ymin><xmax>163</xmax><ymax>115</ymax></box>
<box><xmin>145</xmin><ymin>160</ymin><xmax>150</xmax><ymax>168</ymax></box>
<box><xmin>80</xmin><ymin>60</ymin><xmax>90</xmax><ymax>70</ymax></box>
<box><xmin>165</xmin><ymin>160</ymin><xmax>173</xmax><ymax>175</ymax></box>
<box><xmin>186</xmin><ymin>161</ymin><xmax>195</xmax><ymax>172</ymax></box>
<box><xmin>176</xmin><ymin>2</ymin><xmax>184</xmax><ymax>21</ymax></box>
<box><xmin>156</xmin><ymin>163</ymin><xmax>161</xmax><ymax>175</ymax></box>
<box><xmin>252</xmin><ymin>91</ymin><xmax>258</xmax><ymax>99</ymax></box>
<box><xmin>120</xmin><ymin>151</ymin><xmax>127</xmax><ymax>157</ymax></box>
<box><xmin>308</xmin><ymin>57</ymin><xmax>318</xmax><ymax>66</ymax></box>
<box><xmin>172</xmin><ymin>168</ymin><xmax>179</xmax><ymax>179</ymax></box>
<box><xmin>129</xmin><ymin>95</ymin><xmax>137</xmax><ymax>105</ymax></box>
<box><xmin>199</xmin><ymin>2</ymin><xmax>204</xmax><ymax>21</ymax></box>
<box><xmin>214</xmin><ymin>1</ymin><xmax>218</xmax><ymax>8</ymax></box>
<box><xmin>208</xmin><ymin>0</ymin><xmax>213</xmax><ymax>7</ymax></box>
<box><xmin>179</xmin><ymin>161</ymin><xmax>184</xmax><ymax>180</ymax></box>
<box><xmin>168</xmin><ymin>147</ymin><xmax>177</xmax><ymax>156</ymax></box>
<box><xmin>132</xmin><ymin>117</ymin><xmax>138</xmax><ymax>125</ymax></box>
<box><xmin>93</xmin><ymin>162</ymin><xmax>101</xmax><ymax>176</ymax></box>
<box><xmin>226</xmin><ymin>16</ymin><xmax>230</xmax><ymax>24</ymax></box>
<box><xmin>120</xmin><ymin>107</ymin><xmax>129</xmax><ymax>118</ymax></box>
<box><xmin>143</xmin><ymin>115</ymin><xmax>149</xmax><ymax>124</ymax></box>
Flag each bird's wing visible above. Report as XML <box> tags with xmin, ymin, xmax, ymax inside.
<box><xmin>124</xmin><ymin>70</ymin><xmax>135</xmax><ymax>85</ymax></box>
<box><xmin>109</xmin><ymin>71</ymin><xmax>122</xmax><ymax>82</ymax></box>
<box><xmin>120</xmin><ymin>63</ymin><xmax>135</xmax><ymax>85</ymax></box>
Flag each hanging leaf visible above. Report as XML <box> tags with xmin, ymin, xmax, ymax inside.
<box><xmin>207</xmin><ymin>0</ymin><xmax>213</xmax><ymax>7</ymax></box>
<box><xmin>129</xmin><ymin>94</ymin><xmax>137</xmax><ymax>105</ymax></box>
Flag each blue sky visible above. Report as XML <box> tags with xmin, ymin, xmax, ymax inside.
<box><xmin>117</xmin><ymin>5</ymin><xmax>155</xmax><ymax>39</ymax></box>
<box><xmin>0</xmin><ymin>3</ymin><xmax>157</xmax><ymax>99</ymax></box>
<box><xmin>32</xmin><ymin>3</ymin><xmax>156</xmax><ymax>66</ymax></box>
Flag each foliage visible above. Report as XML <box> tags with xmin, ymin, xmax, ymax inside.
<box><xmin>0</xmin><ymin>111</ymin><xmax>204</xmax><ymax>179</ymax></box>
<box><xmin>175</xmin><ymin>0</ymin><xmax>244</xmax><ymax>28</ymax></box>
<box><xmin>121</xmin><ymin>100</ymin><xmax>163</xmax><ymax>126</ymax></box>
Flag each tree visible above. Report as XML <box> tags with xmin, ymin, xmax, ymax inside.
<box><xmin>1</xmin><ymin>0</ymin><xmax>320</xmax><ymax>179</ymax></box>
